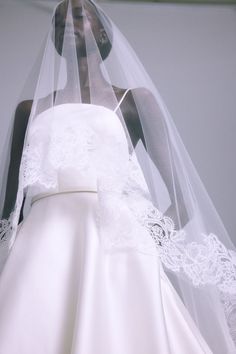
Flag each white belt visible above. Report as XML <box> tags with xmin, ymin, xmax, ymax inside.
<box><xmin>31</xmin><ymin>187</ymin><xmax>98</xmax><ymax>206</ymax></box>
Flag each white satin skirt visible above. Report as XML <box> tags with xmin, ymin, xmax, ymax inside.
<box><xmin>0</xmin><ymin>192</ymin><xmax>213</xmax><ymax>354</ymax></box>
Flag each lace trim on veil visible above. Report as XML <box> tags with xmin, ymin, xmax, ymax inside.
<box><xmin>137</xmin><ymin>205</ymin><xmax>236</xmax><ymax>346</ymax></box>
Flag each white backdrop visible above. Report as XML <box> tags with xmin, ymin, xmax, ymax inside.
<box><xmin>1</xmin><ymin>0</ymin><xmax>236</xmax><ymax>243</ymax></box>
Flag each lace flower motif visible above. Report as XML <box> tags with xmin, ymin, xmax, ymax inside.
<box><xmin>220</xmin><ymin>292</ymin><xmax>236</xmax><ymax>346</ymax></box>
<box><xmin>135</xmin><ymin>204</ymin><xmax>236</xmax><ymax>294</ymax></box>
<box><xmin>0</xmin><ymin>212</ymin><xmax>16</xmax><ymax>272</ymax></box>
<box><xmin>0</xmin><ymin>212</ymin><xmax>15</xmax><ymax>243</ymax></box>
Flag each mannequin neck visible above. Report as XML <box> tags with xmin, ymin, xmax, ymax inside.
<box><xmin>65</xmin><ymin>53</ymin><xmax>108</xmax><ymax>96</ymax></box>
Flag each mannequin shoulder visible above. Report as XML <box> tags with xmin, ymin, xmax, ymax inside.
<box><xmin>15</xmin><ymin>100</ymin><xmax>33</xmax><ymax>119</ymax></box>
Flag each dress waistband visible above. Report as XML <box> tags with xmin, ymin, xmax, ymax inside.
<box><xmin>31</xmin><ymin>187</ymin><xmax>98</xmax><ymax>206</ymax></box>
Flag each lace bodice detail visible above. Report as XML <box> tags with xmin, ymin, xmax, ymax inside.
<box><xmin>22</xmin><ymin>103</ymin><xmax>130</xmax><ymax>195</ymax></box>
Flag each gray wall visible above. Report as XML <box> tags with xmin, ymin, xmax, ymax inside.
<box><xmin>1</xmin><ymin>1</ymin><xmax>236</xmax><ymax>242</ymax></box>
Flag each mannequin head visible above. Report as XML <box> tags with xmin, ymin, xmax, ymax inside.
<box><xmin>53</xmin><ymin>0</ymin><xmax>113</xmax><ymax>60</ymax></box>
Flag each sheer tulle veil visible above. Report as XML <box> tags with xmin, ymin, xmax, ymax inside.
<box><xmin>0</xmin><ymin>1</ymin><xmax>235</xmax><ymax>352</ymax></box>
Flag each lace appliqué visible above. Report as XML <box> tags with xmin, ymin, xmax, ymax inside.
<box><xmin>48</xmin><ymin>120</ymin><xmax>95</xmax><ymax>171</ymax></box>
<box><xmin>22</xmin><ymin>141</ymin><xmax>57</xmax><ymax>189</ymax></box>
<box><xmin>0</xmin><ymin>212</ymin><xmax>15</xmax><ymax>243</ymax></box>
<box><xmin>220</xmin><ymin>292</ymin><xmax>236</xmax><ymax>346</ymax></box>
<box><xmin>22</xmin><ymin>119</ymin><xmax>96</xmax><ymax>190</ymax></box>
<box><xmin>135</xmin><ymin>205</ymin><xmax>236</xmax><ymax>294</ymax></box>
<box><xmin>0</xmin><ymin>212</ymin><xmax>16</xmax><ymax>272</ymax></box>
<box><xmin>97</xmin><ymin>190</ymin><xmax>155</xmax><ymax>254</ymax></box>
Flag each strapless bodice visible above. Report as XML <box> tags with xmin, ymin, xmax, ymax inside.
<box><xmin>22</xmin><ymin>103</ymin><xmax>131</xmax><ymax>198</ymax></box>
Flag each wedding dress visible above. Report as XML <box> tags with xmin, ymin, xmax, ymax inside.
<box><xmin>0</xmin><ymin>97</ymin><xmax>213</xmax><ymax>354</ymax></box>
